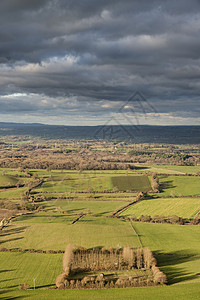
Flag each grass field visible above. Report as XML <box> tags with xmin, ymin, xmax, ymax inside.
<box><xmin>1</xmin><ymin>283</ymin><xmax>200</xmax><ymax>300</ymax></box>
<box><xmin>0</xmin><ymin>175</ymin><xmax>18</xmax><ymax>187</ymax></box>
<box><xmin>45</xmin><ymin>200</ymin><xmax>127</xmax><ymax>216</ymax></box>
<box><xmin>159</xmin><ymin>175</ymin><xmax>200</xmax><ymax>196</ymax></box>
<box><xmin>132</xmin><ymin>222</ymin><xmax>200</xmax><ymax>284</ymax></box>
<box><xmin>0</xmin><ymin>252</ymin><xmax>62</xmax><ymax>290</ymax></box>
<box><xmin>1</xmin><ymin>167</ymin><xmax>200</xmax><ymax>299</ymax></box>
<box><xmin>0</xmin><ymin>216</ymin><xmax>140</xmax><ymax>250</ymax></box>
<box><xmin>0</xmin><ymin>187</ymin><xmax>27</xmax><ymax>199</ymax></box>
<box><xmin>0</xmin><ymin>252</ymin><xmax>149</xmax><ymax>291</ymax></box>
<box><xmin>134</xmin><ymin>164</ymin><xmax>200</xmax><ymax>175</ymax></box>
<box><xmin>37</xmin><ymin>176</ymin><xmax>113</xmax><ymax>193</ymax></box>
<box><xmin>111</xmin><ymin>175</ymin><xmax>151</xmax><ymax>192</ymax></box>
<box><xmin>121</xmin><ymin>197</ymin><xmax>200</xmax><ymax>218</ymax></box>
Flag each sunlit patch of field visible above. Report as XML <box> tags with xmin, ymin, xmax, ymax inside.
<box><xmin>121</xmin><ymin>197</ymin><xmax>200</xmax><ymax>219</ymax></box>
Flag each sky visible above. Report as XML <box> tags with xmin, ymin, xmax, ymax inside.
<box><xmin>0</xmin><ymin>0</ymin><xmax>200</xmax><ymax>126</ymax></box>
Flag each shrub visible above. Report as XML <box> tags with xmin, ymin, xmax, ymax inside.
<box><xmin>19</xmin><ymin>283</ymin><xmax>30</xmax><ymax>290</ymax></box>
<box><xmin>56</xmin><ymin>273</ymin><xmax>66</xmax><ymax>289</ymax></box>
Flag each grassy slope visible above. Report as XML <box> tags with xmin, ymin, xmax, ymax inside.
<box><xmin>121</xmin><ymin>197</ymin><xmax>200</xmax><ymax>218</ymax></box>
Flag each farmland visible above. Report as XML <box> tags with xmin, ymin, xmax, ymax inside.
<box><xmin>121</xmin><ymin>197</ymin><xmax>200</xmax><ymax>219</ymax></box>
<box><xmin>0</xmin><ymin>141</ymin><xmax>200</xmax><ymax>299</ymax></box>
<box><xmin>0</xmin><ymin>217</ymin><xmax>140</xmax><ymax>250</ymax></box>
<box><xmin>158</xmin><ymin>175</ymin><xmax>200</xmax><ymax>196</ymax></box>
<box><xmin>0</xmin><ymin>174</ymin><xmax>18</xmax><ymax>187</ymax></box>
<box><xmin>1</xmin><ymin>283</ymin><xmax>200</xmax><ymax>300</ymax></box>
<box><xmin>0</xmin><ymin>252</ymin><xmax>62</xmax><ymax>290</ymax></box>
<box><xmin>111</xmin><ymin>175</ymin><xmax>151</xmax><ymax>192</ymax></box>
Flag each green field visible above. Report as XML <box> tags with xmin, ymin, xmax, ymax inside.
<box><xmin>1</xmin><ymin>282</ymin><xmax>200</xmax><ymax>300</ymax></box>
<box><xmin>0</xmin><ymin>252</ymin><xmax>62</xmax><ymax>290</ymax></box>
<box><xmin>111</xmin><ymin>175</ymin><xmax>151</xmax><ymax>192</ymax></box>
<box><xmin>35</xmin><ymin>171</ymin><xmax>151</xmax><ymax>193</ymax></box>
<box><xmin>1</xmin><ymin>167</ymin><xmax>200</xmax><ymax>299</ymax></box>
<box><xmin>0</xmin><ymin>216</ymin><xmax>140</xmax><ymax>250</ymax></box>
<box><xmin>121</xmin><ymin>197</ymin><xmax>200</xmax><ymax>218</ymax></box>
<box><xmin>159</xmin><ymin>175</ymin><xmax>200</xmax><ymax>196</ymax></box>
<box><xmin>37</xmin><ymin>174</ymin><xmax>113</xmax><ymax>193</ymax></box>
<box><xmin>0</xmin><ymin>187</ymin><xmax>28</xmax><ymax>199</ymax></box>
<box><xmin>0</xmin><ymin>175</ymin><xmax>18</xmax><ymax>187</ymax></box>
<box><xmin>134</xmin><ymin>164</ymin><xmax>200</xmax><ymax>175</ymax></box>
<box><xmin>132</xmin><ymin>222</ymin><xmax>200</xmax><ymax>284</ymax></box>
<box><xmin>45</xmin><ymin>200</ymin><xmax>127</xmax><ymax>216</ymax></box>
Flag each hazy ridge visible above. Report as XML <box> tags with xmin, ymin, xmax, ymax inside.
<box><xmin>0</xmin><ymin>123</ymin><xmax>199</xmax><ymax>144</ymax></box>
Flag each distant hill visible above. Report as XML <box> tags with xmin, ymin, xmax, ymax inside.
<box><xmin>0</xmin><ymin>122</ymin><xmax>199</xmax><ymax>144</ymax></box>
<box><xmin>0</xmin><ymin>122</ymin><xmax>44</xmax><ymax>127</ymax></box>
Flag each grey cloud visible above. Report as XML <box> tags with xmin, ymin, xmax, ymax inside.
<box><xmin>0</xmin><ymin>0</ymin><xmax>200</xmax><ymax>124</ymax></box>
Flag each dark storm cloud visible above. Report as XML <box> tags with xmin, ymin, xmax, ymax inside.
<box><xmin>0</xmin><ymin>0</ymin><xmax>200</xmax><ymax>124</ymax></box>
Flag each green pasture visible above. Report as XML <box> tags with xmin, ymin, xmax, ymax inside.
<box><xmin>0</xmin><ymin>252</ymin><xmax>148</xmax><ymax>291</ymax></box>
<box><xmin>134</xmin><ymin>164</ymin><xmax>200</xmax><ymax>175</ymax></box>
<box><xmin>33</xmin><ymin>191</ymin><xmax>137</xmax><ymax>201</ymax></box>
<box><xmin>121</xmin><ymin>197</ymin><xmax>200</xmax><ymax>219</ymax></box>
<box><xmin>33</xmin><ymin>170</ymin><xmax>147</xmax><ymax>194</ymax></box>
<box><xmin>36</xmin><ymin>174</ymin><xmax>151</xmax><ymax>193</ymax></box>
<box><xmin>36</xmin><ymin>176</ymin><xmax>113</xmax><ymax>193</ymax></box>
<box><xmin>159</xmin><ymin>176</ymin><xmax>200</xmax><ymax>196</ymax></box>
<box><xmin>0</xmin><ymin>169</ymin><xmax>28</xmax><ymax>177</ymax></box>
<box><xmin>0</xmin><ymin>187</ymin><xmax>27</xmax><ymax>201</ymax></box>
<box><xmin>14</xmin><ymin>212</ymin><xmax>75</xmax><ymax>223</ymax></box>
<box><xmin>0</xmin><ymin>216</ymin><xmax>140</xmax><ymax>250</ymax></box>
<box><xmin>1</xmin><ymin>167</ymin><xmax>200</xmax><ymax>299</ymax></box>
<box><xmin>0</xmin><ymin>252</ymin><xmax>62</xmax><ymax>290</ymax></box>
<box><xmin>32</xmin><ymin>169</ymin><xmax>135</xmax><ymax>180</ymax></box>
<box><xmin>1</xmin><ymin>283</ymin><xmax>200</xmax><ymax>300</ymax></box>
<box><xmin>0</xmin><ymin>187</ymin><xmax>28</xmax><ymax>200</ymax></box>
<box><xmin>132</xmin><ymin>222</ymin><xmax>200</xmax><ymax>284</ymax></box>
<box><xmin>45</xmin><ymin>200</ymin><xmax>127</xmax><ymax>216</ymax></box>
<box><xmin>154</xmin><ymin>165</ymin><xmax>200</xmax><ymax>175</ymax></box>
<box><xmin>0</xmin><ymin>175</ymin><xmax>18</xmax><ymax>187</ymax></box>
<box><xmin>111</xmin><ymin>175</ymin><xmax>151</xmax><ymax>192</ymax></box>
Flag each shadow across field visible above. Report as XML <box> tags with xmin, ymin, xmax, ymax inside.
<box><xmin>154</xmin><ymin>250</ymin><xmax>200</xmax><ymax>284</ymax></box>
<box><xmin>0</xmin><ymin>290</ymin><xmax>30</xmax><ymax>299</ymax></box>
<box><xmin>0</xmin><ymin>226</ymin><xmax>27</xmax><ymax>245</ymax></box>
<box><xmin>159</xmin><ymin>180</ymin><xmax>176</xmax><ymax>191</ymax></box>
<box><xmin>0</xmin><ymin>226</ymin><xmax>28</xmax><ymax>237</ymax></box>
<box><xmin>0</xmin><ymin>269</ymin><xmax>16</xmax><ymax>274</ymax></box>
<box><xmin>0</xmin><ymin>237</ymin><xmax>24</xmax><ymax>245</ymax></box>
<box><xmin>134</xmin><ymin>166</ymin><xmax>149</xmax><ymax>170</ymax></box>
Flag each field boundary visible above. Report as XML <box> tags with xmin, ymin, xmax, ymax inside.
<box><xmin>129</xmin><ymin>221</ymin><xmax>143</xmax><ymax>247</ymax></box>
<box><xmin>109</xmin><ymin>199</ymin><xmax>142</xmax><ymax>217</ymax></box>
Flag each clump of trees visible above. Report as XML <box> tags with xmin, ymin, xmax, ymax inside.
<box><xmin>56</xmin><ymin>245</ymin><xmax>167</xmax><ymax>289</ymax></box>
